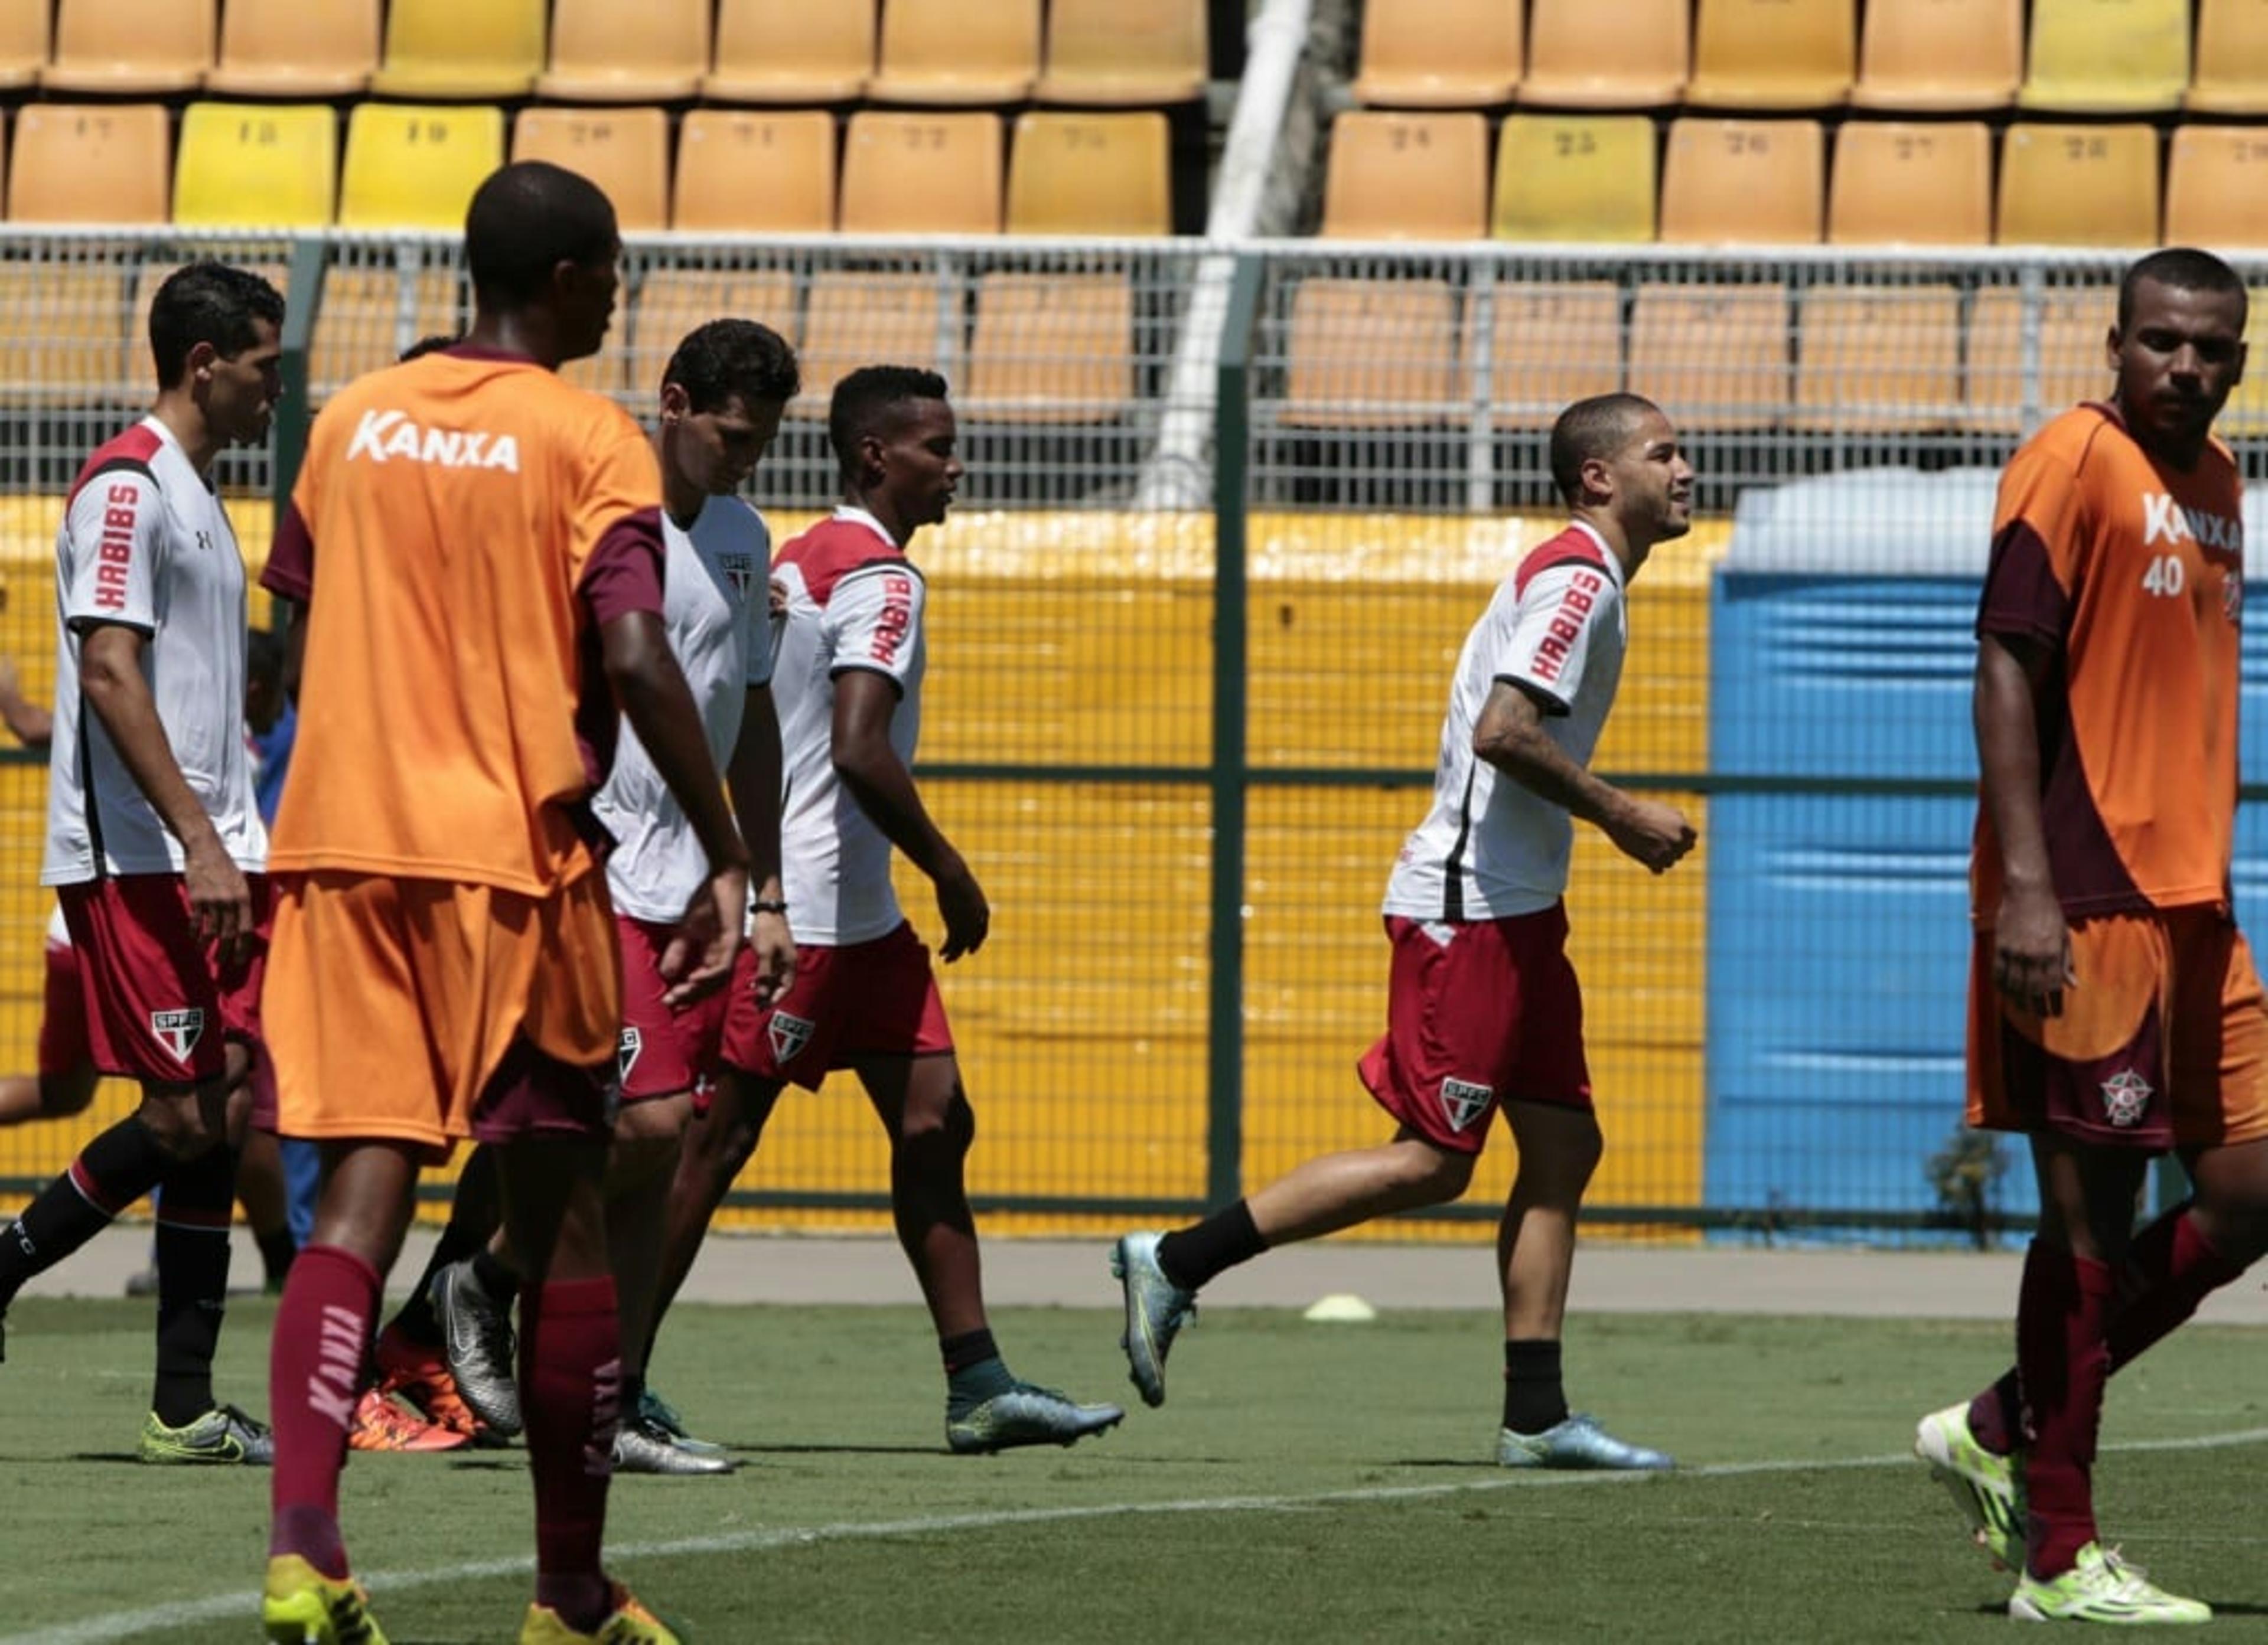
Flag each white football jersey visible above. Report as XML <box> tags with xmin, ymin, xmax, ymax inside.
<box><xmin>770</xmin><ymin>507</ymin><xmax>926</xmax><ymax>946</ymax></box>
<box><xmin>1383</xmin><ymin>522</ymin><xmax>1628</xmax><ymax>922</ymax></box>
<box><xmin>592</xmin><ymin>494</ymin><xmax>774</xmax><ymax>922</ymax></box>
<box><xmin>43</xmin><ymin>416</ymin><xmax>266</xmax><ymax>885</ymax></box>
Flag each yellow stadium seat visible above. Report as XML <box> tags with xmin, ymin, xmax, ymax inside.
<box><xmin>1279</xmin><ymin>278</ymin><xmax>1461</xmax><ymax>429</ymax></box>
<box><xmin>1490</xmin><ymin>114</ymin><xmax>1656</xmax><ymax>241</ymax></box>
<box><xmin>8</xmin><ymin>103</ymin><xmax>169</xmax><ymax>223</ymax></box>
<box><xmin>705</xmin><ymin>0</ymin><xmax>872</xmax><ymax>104</ymax></box>
<box><xmin>207</xmin><ymin>0</ymin><xmax>377</xmax><ymax>97</ymax></box>
<box><xmin>369</xmin><ymin>0</ymin><xmax>543</xmax><ymax>99</ymax></box>
<box><xmin>173</xmin><ymin>103</ymin><xmax>337</xmax><ymax>228</ymax></box>
<box><xmin>1034</xmin><ymin>0</ymin><xmax>1209</xmax><ymax>106</ymax></box>
<box><xmin>1793</xmin><ymin>286</ymin><xmax>1963</xmax><ymax>430</ymax></box>
<box><xmin>1849</xmin><ymin>0</ymin><xmax>2020</xmax><ymax>111</ymax></box>
<box><xmin>1658</xmin><ymin>118</ymin><xmax>1824</xmax><ymax>243</ymax></box>
<box><xmin>1489</xmin><ymin>282</ymin><xmax>1623</xmax><ymax>428</ymax></box>
<box><xmin>1521</xmin><ymin>0</ymin><xmax>1688</xmax><ymax>109</ymax></box>
<box><xmin>2164</xmin><ymin>125</ymin><xmax>2268</xmax><ymax>248</ymax></box>
<box><xmin>1995</xmin><ymin>123</ymin><xmax>2160</xmax><ymax>245</ymax></box>
<box><xmin>1321</xmin><ymin>110</ymin><xmax>1488</xmax><ymax>240</ymax></box>
<box><xmin>511</xmin><ymin>107</ymin><xmax>669</xmax><ymax>233</ymax></box>
<box><xmin>2019</xmin><ymin>0</ymin><xmax>2188</xmax><ymax>113</ymax></box>
<box><xmin>964</xmin><ymin>273</ymin><xmax>1135</xmax><ymax>422</ymax></box>
<box><xmin>537</xmin><ymin>0</ymin><xmax>708</xmax><ymax>103</ymax></box>
<box><xmin>1627</xmin><ymin>285</ymin><xmax>1791</xmax><ymax>429</ymax></box>
<box><xmin>43</xmin><ymin>0</ymin><xmax>213</xmax><ymax>94</ymax></box>
<box><xmin>1685</xmin><ymin>0</ymin><xmax>1854</xmax><ymax>109</ymax></box>
<box><xmin>794</xmin><ymin>272</ymin><xmax>947</xmax><ymax>418</ymax></box>
<box><xmin>337</xmin><ymin>103</ymin><xmax>506</xmax><ymax>231</ymax></box>
<box><xmin>0</xmin><ymin>263</ymin><xmax>134</xmax><ymax>406</ymax></box>
<box><xmin>838</xmin><ymin>112</ymin><xmax>1003</xmax><ymax>234</ymax></box>
<box><xmin>1351</xmin><ymin>0</ymin><xmax>1520</xmax><ymax>108</ymax></box>
<box><xmin>673</xmin><ymin>110</ymin><xmax>836</xmax><ymax>232</ymax></box>
<box><xmin>1967</xmin><ymin>286</ymin><xmax>2115</xmax><ymax>431</ymax></box>
<box><xmin>2188</xmin><ymin>0</ymin><xmax>2268</xmax><ymax>113</ymax></box>
<box><xmin>1827</xmin><ymin>120</ymin><xmax>1992</xmax><ymax>244</ymax></box>
<box><xmin>1007</xmin><ymin>112</ymin><xmax>1170</xmax><ymax>235</ymax></box>
<box><xmin>308</xmin><ymin>265</ymin><xmax>463</xmax><ymax>397</ymax></box>
<box><xmin>868</xmin><ymin>0</ymin><xmax>1038</xmax><ymax>107</ymax></box>
<box><xmin>0</xmin><ymin>0</ymin><xmax>49</xmax><ymax>91</ymax></box>
<box><xmin>630</xmin><ymin>270</ymin><xmax>800</xmax><ymax>390</ymax></box>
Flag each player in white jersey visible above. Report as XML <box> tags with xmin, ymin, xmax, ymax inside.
<box><xmin>1112</xmin><ymin>394</ymin><xmax>1698</xmax><ymax>1468</ymax></box>
<box><xmin>0</xmin><ymin>262</ymin><xmax>283</xmax><ymax>1464</ymax></box>
<box><xmin>648</xmin><ymin>365</ymin><xmax>1124</xmax><ymax>1455</ymax></box>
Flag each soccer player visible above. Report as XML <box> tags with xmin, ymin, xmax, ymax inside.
<box><xmin>258</xmin><ymin>162</ymin><xmax>743</xmax><ymax>1645</ymax></box>
<box><xmin>0</xmin><ymin>260</ymin><xmax>283</xmax><ymax>1465</ymax></box>
<box><xmin>1113</xmin><ymin>393</ymin><xmax>1696</xmax><ymax>1470</ymax></box>
<box><xmin>1913</xmin><ymin>247</ymin><xmax>2268</xmax><ymax>1624</ymax></box>
<box><xmin>649</xmin><ymin>365</ymin><xmax>1125</xmax><ymax>1456</ymax></box>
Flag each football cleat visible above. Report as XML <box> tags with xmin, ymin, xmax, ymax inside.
<box><xmin>612</xmin><ymin>1412</ymin><xmax>735</xmax><ymax>1476</ymax></box>
<box><xmin>262</xmin><ymin>1553</ymin><xmax>389</xmax><ymax>1644</ymax></box>
<box><xmin>946</xmin><ymin>1382</ymin><xmax>1125</xmax><ymax>1455</ymax></box>
<box><xmin>1914</xmin><ymin>1401</ymin><xmax>2020</xmax><ymax>1569</ymax></box>
<box><xmin>637</xmin><ymin>1385</ymin><xmax>726</xmax><ymax>1457</ymax></box>
<box><xmin>1495</xmin><ymin>1413</ymin><xmax>1673</xmax><ymax>1471</ymax></box>
<box><xmin>1110</xmin><ymin>1231</ymin><xmax>1197</xmax><ymax>1409</ymax></box>
<box><xmin>137</xmin><ymin>1402</ymin><xmax>273</xmax><ymax>1465</ymax></box>
<box><xmin>349</xmin><ymin>1387</ymin><xmax>471</xmax><ymax>1453</ymax></box>
<box><xmin>519</xmin><ymin>1582</ymin><xmax>683</xmax><ymax>1643</ymax></box>
<box><xmin>373</xmin><ymin>1322</ymin><xmax>488</xmax><ymax>1442</ymax></box>
<box><xmin>432</xmin><ymin>1258</ymin><xmax>522</xmax><ymax>1439</ymax></box>
<box><xmin>2009</xmin><ymin>1543</ymin><xmax>2211</xmax><ymax>1624</ymax></box>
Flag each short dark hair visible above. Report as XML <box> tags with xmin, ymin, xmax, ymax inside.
<box><xmin>2119</xmin><ymin>247</ymin><xmax>2249</xmax><ymax>331</ymax></box>
<box><xmin>399</xmin><ymin>332</ymin><xmax>462</xmax><ymax>363</ymax></box>
<box><xmin>464</xmin><ymin>161</ymin><xmax>618</xmax><ymax>309</ymax></box>
<box><xmin>1548</xmin><ymin>392</ymin><xmax>1660</xmax><ymax>505</ymax></box>
<box><xmin>148</xmin><ymin>260</ymin><xmax>284</xmax><ymax>387</ymax></box>
<box><xmin>663</xmin><ymin>319</ymin><xmax>800</xmax><ymax>413</ymax></box>
<box><xmin>828</xmin><ymin>365</ymin><xmax>950</xmax><ymax>476</ymax></box>
<box><xmin>246</xmin><ymin>626</ymin><xmax>285</xmax><ymax>691</ymax></box>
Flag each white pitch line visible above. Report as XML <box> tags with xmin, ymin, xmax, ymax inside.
<box><xmin>11</xmin><ymin>1426</ymin><xmax>2268</xmax><ymax>1645</ymax></box>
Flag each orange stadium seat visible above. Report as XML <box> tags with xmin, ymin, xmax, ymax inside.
<box><xmin>0</xmin><ymin>0</ymin><xmax>48</xmax><ymax>91</ymax></box>
<box><xmin>868</xmin><ymin>0</ymin><xmax>1038</xmax><ymax>107</ymax></box>
<box><xmin>1995</xmin><ymin>123</ymin><xmax>2160</xmax><ymax>244</ymax></box>
<box><xmin>173</xmin><ymin>103</ymin><xmax>337</xmax><ymax>228</ymax></box>
<box><xmin>1520</xmin><ymin>0</ymin><xmax>1689</xmax><ymax>109</ymax></box>
<box><xmin>43</xmin><ymin>0</ymin><xmax>213</xmax><ymax>94</ymax></box>
<box><xmin>2164</xmin><ymin>125</ymin><xmax>2268</xmax><ymax>247</ymax></box>
<box><xmin>337</xmin><ymin>103</ymin><xmax>506</xmax><ymax>230</ymax></box>
<box><xmin>1658</xmin><ymin>118</ymin><xmax>1824</xmax><ymax>243</ymax></box>
<box><xmin>1279</xmin><ymin>278</ymin><xmax>1462</xmax><ymax>429</ymax></box>
<box><xmin>510</xmin><ymin>107</ymin><xmax>669</xmax><ymax>233</ymax></box>
<box><xmin>2019</xmin><ymin>0</ymin><xmax>2189</xmax><ymax>113</ymax></box>
<box><xmin>794</xmin><ymin>272</ymin><xmax>947</xmax><ymax>417</ymax></box>
<box><xmin>1827</xmin><ymin>121</ymin><xmax>1992</xmax><ymax>244</ymax></box>
<box><xmin>630</xmin><ymin>270</ymin><xmax>799</xmax><ymax>384</ymax></box>
<box><xmin>1321</xmin><ymin>110</ymin><xmax>1488</xmax><ymax>240</ymax></box>
<box><xmin>2188</xmin><ymin>0</ymin><xmax>2268</xmax><ymax>113</ymax></box>
<box><xmin>0</xmin><ymin>263</ymin><xmax>135</xmax><ymax>405</ymax></box>
<box><xmin>1006</xmin><ymin>112</ymin><xmax>1171</xmax><ymax>236</ymax></box>
<box><xmin>8</xmin><ymin>103</ymin><xmax>169</xmax><ymax>223</ymax></box>
<box><xmin>1490</xmin><ymin>113</ymin><xmax>1656</xmax><ymax>241</ymax></box>
<box><xmin>1488</xmin><ymin>281</ymin><xmax>1623</xmax><ymax>428</ymax></box>
<box><xmin>705</xmin><ymin>0</ymin><xmax>872</xmax><ymax>104</ymax></box>
<box><xmin>1034</xmin><ymin>0</ymin><xmax>1208</xmax><ymax>106</ymax></box>
<box><xmin>537</xmin><ymin>0</ymin><xmax>709</xmax><ymax>103</ymax></box>
<box><xmin>1849</xmin><ymin>0</ymin><xmax>2021</xmax><ymax>111</ymax></box>
<box><xmin>1967</xmin><ymin>286</ymin><xmax>2116</xmax><ymax>430</ymax></box>
<box><xmin>1685</xmin><ymin>0</ymin><xmax>1855</xmax><ymax>109</ymax></box>
<box><xmin>308</xmin><ymin>264</ymin><xmax>463</xmax><ymax>397</ymax></box>
<box><xmin>838</xmin><ymin>112</ymin><xmax>1003</xmax><ymax>234</ymax></box>
<box><xmin>369</xmin><ymin>0</ymin><xmax>544</xmax><ymax>99</ymax></box>
<box><xmin>964</xmin><ymin>273</ymin><xmax>1136</xmax><ymax>422</ymax></box>
<box><xmin>1627</xmin><ymin>285</ymin><xmax>1791</xmax><ymax>429</ymax></box>
<box><xmin>206</xmin><ymin>0</ymin><xmax>377</xmax><ymax>97</ymax></box>
<box><xmin>1793</xmin><ymin>285</ymin><xmax>1963</xmax><ymax>430</ymax></box>
<box><xmin>673</xmin><ymin>110</ymin><xmax>837</xmax><ymax>232</ymax></box>
<box><xmin>1350</xmin><ymin>0</ymin><xmax>1520</xmax><ymax>109</ymax></box>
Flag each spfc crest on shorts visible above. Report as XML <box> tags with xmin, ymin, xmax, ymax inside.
<box><xmin>149</xmin><ymin>1007</ymin><xmax>204</xmax><ymax>1064</ymax></box>
<box><xmin>2100</xmin><ymin>1069</ymin><xmax>2153</xmax><ymax>1128</ymax></box>
<box><xmin>618</xmin><ymin>1026</ymin><xmax>643</xmax><ymax>1082</ymax></box>
<box><xmin>768</xmin><ymin>1010</ymin><xmax>815</xmax><ymax>1065</ymax></box>
<box><xmin>1439</xmin><ymin>1076</ymin><xmax>1492</xmax><ymax>1132</ymax></box>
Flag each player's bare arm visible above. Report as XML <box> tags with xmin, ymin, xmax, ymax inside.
<box><xmin>77</xmin><ymin>621</ymin><xmax>252</xmax><ymax>953</ymax></box>
<box><xmin>1472</xmin><ymin>679</ymin><xmax>1694</xmax><ymax>873</ymax></box>
<box><xmin>1975</xmin><ymin>629</ymin><xmax>2073</xmax><ymax>1017</ymax></box>
<box><xmin>832</xmin><ymin>668</ymin><xmax>989</xmax><ymax>961</ymax></box>
<box><xmin>728</xmin><ymin>681</ymin><xmax>794</xmax><ymax>1004</ymax></box>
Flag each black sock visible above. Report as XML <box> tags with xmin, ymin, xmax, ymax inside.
<box><xmin>255</xmin><ymin>1226</ymin><xmax>298</xmax><ymax>1292</ymax></box>
<box><xmin>152</xmin><ymin>1144</ymin><xmax>238</xmax><ymax>1427</ymax></box>
<box><xmin>621</xmin><ymin>1368</ymin><xmax>647</xmax><ymax>1418</ymax></box>
<box><xmin>469</xmin><ymin>1248</ymin><xmax>522</xmax><ymax>1308</ymax></box>
<box><xmin>389</xmin><ymin>1218</ymin><xmax>498</xmax><ymax>1346</ymax></box>
<box><xmin>1503</xmin><ymin>1339</ymin><xmax>1569</xmax><ymax>1435</ymax></box>
<box><xmin>940</xmin><ymin>1327</ymin><xmax>1014</xmax><ymax>1409</ymax></box>
<box><xmin>1155</xmin><ymin>1200</ymin><xmax>1266</xmax><ymax>1291</ymax></box>
<box><xmin>0</xmin><ymin>1116</ymin><xmax>172</xmax><ymax>1307</ymax></box>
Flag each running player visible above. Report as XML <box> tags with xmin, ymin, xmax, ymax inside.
<box><xmin>1113</xmin><ymin>393</ymin><xmax>1695</xmax><ymax>1470</ymax></box>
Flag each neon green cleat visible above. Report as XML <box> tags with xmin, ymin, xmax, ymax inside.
<box><xmin>262</xmin><ymin>1553</ymin><xmax>390</xmax><ymax>1644</ymax></box>
<box><xmin>2010</xmin><ymin>1543</ymin><xmax>2211</xmax><ymax>1625</ymax></box>
<box><xmin>1914</xmin><ymin>1401</ymin><xmax>2019</xmax><ymax>1569</ymax></box>
<box><xmin>138</xmin><ymin>1402</ymin><xmax>273</xmax><ymax>1464</ymax></box>
<box><xmin>519</xmin><ymin>1583</ymin><xmax>683</xmax><ymax>1643</ymax></box>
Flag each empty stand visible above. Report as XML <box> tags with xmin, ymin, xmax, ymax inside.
<box><xmin>2165</xmin><ymin>125</ymin><xmax>2268</xmax><ymax>247</ymax></box>
<box><xmin>2019</xmin><ymin>0</ymin><xmax>2189</xmax><ymax>113</ymax></box>
<box><xmin>868</xmin><ymin>0</ymin><xmax>1039</xmax><ymax>106</ymax></box>
<box><xmin>1827</xmin><ymin>121</ymin><xmax>1992</xmax><ymax>244</ymax></box>
<box><xmin>308</xmin><ymin>264</ymin><xmax>462</xmax><ymax>394</ymax></box>
<box><xmin>370</xmin><ymin>0</ymin><xmax>545</xmax><ymax>99</ymax></box>
<box><xmin>2188</xmin><ymin>0</ymin><xmax>2268</xmax><ymax>113</ymax></box>
<box><xmin>1279</xmin><ymin>278</ymin><xmax>1461</xmax><ymax>428</ymax></box>
<box><xmin>1627</xmin><ymin>285</ymin><xmax>1791</xmax><ymax>429</ymax></box>
<box><xmin>43</xmin><ymin>0</ymin><xmax>213</xmax><ymax>94</ymax></box>
<box><xmin>1685</xmin><ymin>0</ymin><xmax>1855</xmax><ymax>109</ymax></box>
<box><xmin>174</xmin><ymin>103</ymin><xmax>337</xmax><ymax>228</ymax></box>
<box><xmin>1007</xmin><ymin>112</ymin><xmax>1171</xmax><ymax>236</ymax></box>
<box><xmin>1995</xmin><ymin>123</ymin><xmax>2160</xmax><ymax>244</ymax></box>
<box><xmin>1321</xmin><ymin>111</ymin><xmax>1488</xmax><ymax>240</ymax></box>
<box><xmin>1658</xmin><ymin>119</ymin><xmax>1824</xmax><ymax>244</ymax></box>
<box><xmin>0</xmin><ymin>263</ymin><xmax>135</xmax><ymax>405</ymax></box>
<box><xmin>0</xmin><ymin>0</ymin><xmax>48</xmax><ymax>91</ymax></box>
<box><xmin>1850</xmin><ymin>0</ymin><xmax>2021</xmax><ymax>110</ymax></box>
<box><xmin>964</xmin><ymin>273</ymin><xmax>1135</xmax><ymax>422</ymax></box>
<box><xmin>630</xmin><ymin>270</ymin><xmax>799</xmax><ymax>381</ymax></box>
<box><xmin>796</xmin><ymin>273</ymin><xmax>947</xmax><ymax>416</ymax></box>
<box><xmin>2217</xmin><ymin>295</ymin><xmax>2268</xmax><ymax>433</ymax></box>
<box><xmin>1488</xmin><ymin>282</ymin><xmax>1624</xmax><ymax>427</ymax></box>
<box><xmin>1350</xmin><ymin>0</ymin><xmax>1520</xmax><ymax>109</ymax></box>
<box><xmin>1521</xmin><ymin>0</ymin><xmax>1688</xmax><ymax>109</ymax></box>
<box><xmin>8</xmin><ymin>103</ymin><xmax>169</xmax><ymax>223</ymax></box>
<box><xmin>705</xmin><ymin>0</ymin><xmax>873</xmax><ymax>104</ymax></box>
<box><xmin>1967</xmin><ymin>287</ymin><xmax>2116</xmax><ymax>430</ymax></box>
<box><xmin>538</xmin><ymin>0</ymin><xmax>708</xmax><ymax>103</ymax></box>
<box><xmin>1034</xmin><ymin>0</ymin><xmax>1208</xmax><ymax>106</ymax></box>
<box><xmin>1793</xmin><ymin>286</ymin><xmax>1963</xmax><ymax>429</ymax></box>
<box><xmin>1490</xmin><ymin>114</ymin><xmax>1656</xmax><ymax>241</ymax></box>
<box><xmin>838</xmin><ymin>112</ymin><xmax>1003</xmax><ymax>234</ymax></box>
<box><xmin>207</xmin><ymin>0</ymin><xmax>377</xmax><ymax>97</ymax></box>
<box><xmin>338</xmin><ymin>103</ymin><xmax>506</xmax><ymax>230</ymax></box>
<box><xmin>511</xmin><ymin>107</ymin><xmax>669</xmax><ymax>233</ymax></box>
<box><xmin>674</xmin><ymin>110</ymin><xmax>837</xmax><ymax>232</ymax></box>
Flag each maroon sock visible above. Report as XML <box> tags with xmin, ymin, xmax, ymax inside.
<box><xmin>2016</xmin><ymin>1240</ymin><xmax>2115</xmax><ymax>1581</ymax></box>
<box><xmin>521</xmin><ymin>1275</ymin><xmax>622</xmax><ymax>1632</ymax></box>
<box><xmin>268</xmin><ymin>1244</ymin><xmax>380</xmax><ymax>1580</ymax></box>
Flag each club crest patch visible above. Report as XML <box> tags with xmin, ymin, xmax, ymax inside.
<box><xmin>768</xmin><ymin>1011</ymin><xmax>816</xmax><ymax>1065</ymax></box>
<box><xmin>721</xmin><ymin>554</ymin><xmax>757</xmax><ymax>602</ymax></box>
<box><xmin>2100</xmin><ymin>1069</ymin><xmax>2153</xmax><ymax>1129</ymax></box>
<box><xmin>618</xmin><ymin>1026</ymin><xmax>643</xmax><ymax>1082</ymax></box>
<box><xmin>149</xmin><ymin>1007</ymin><xmax>204</xmax><ymax>1064</ymax></box>
<box><xmin>1439</xmin><ymin>1077</ymin><xmax>1493</xmax><ymax>1132</ymax></box>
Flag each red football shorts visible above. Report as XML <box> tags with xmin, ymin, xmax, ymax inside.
<box><xmin>722</xmin><ymin>921</ymin><xmax>954</xmax><ymax>1091</ymax></box>
<box><xmin>1357</xmin><ymin>904</ymin><xmax>1592</xmax><ymax>1156</ymax></box>
<box><xmin>37</xmin><ymin>928</ymin><xmax>89</xmax><ymax>1079</ymax></box>
<box><xmin>616</xmin><ymin>913</ymin><xmax>748</xmax><ymax>1108</ymax></box>
<box><xmin>56</xmin><ymin>872</ymin><xmax>269</xmax><ymax>1086</ymax></box>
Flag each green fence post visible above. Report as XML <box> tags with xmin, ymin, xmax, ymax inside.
<box><xmin>268</xmin><ymin>236</ymin><xmax>326</xmax><ymax>631</ymax></box>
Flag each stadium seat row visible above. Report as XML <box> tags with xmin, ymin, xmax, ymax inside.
<box><xmin>1324</xmin><ymin>110</ymin><xmax>2268</xmax><ymax>247</ymax></box>
<box><xmin>0</xmin><ymin>102</ymin><xmax>1170</xmax><ymax>235</ymax></box>
<box><xmin>1</xmin><ymin>0</ymin><xmax>1206</xmax><ymax>107</ymax></box>
<box><xmin>1357</xmin><ymin>0</ymin><xmax>2267</xmax><ymax>116</ymax></box>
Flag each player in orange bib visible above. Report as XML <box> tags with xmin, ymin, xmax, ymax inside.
<box><xmin>1914</xmin><ymin>248</ymin><xmax>2268</xmax><ymax>1624</ymax></box>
